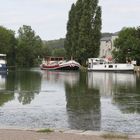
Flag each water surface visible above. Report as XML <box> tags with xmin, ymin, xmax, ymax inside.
<box><xmin>0</xmin><ymin>69</ymin><xmax>140</xmax><ymax>133</ymax></box>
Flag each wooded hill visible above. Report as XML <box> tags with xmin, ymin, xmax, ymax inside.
<box><xmin>45</xmin><ymin>32</ymin><xmax>113</xmax><ymax>49</ymax></box>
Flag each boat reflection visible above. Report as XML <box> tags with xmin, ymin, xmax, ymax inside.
<box><xmin>41</xmin><ymin>71</ymin><xmax>80</xmax><ymax>87</ymax></box>
<box><xmin>88</xmin><ymin>72</ymin><xmax>136</xmax><ymax>96</ymax></box>
<box><xmin>88</xmin><ymin>72</ymin><xmax>140</xmax><ymax>114</ymax></box>
<box><xmin>0</xmin><ymin>73</ymin><xmax>14</xmax><ymax>106</ymax></box>
<box><xmin>0</xmin><ymin>74</ymin><xmax>6</xmax><ymax>90</ymax></box>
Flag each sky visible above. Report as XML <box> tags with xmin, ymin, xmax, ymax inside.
<box><xmin>0</xmin><ymin>0</ymin><xmax>140</xmax><ymax>40</ymax></box>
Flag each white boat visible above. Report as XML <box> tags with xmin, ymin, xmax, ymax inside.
<box><xmin>0</xmin><ymin>54</ymin><xmax>7</xmax><ymax>72</ymax></box>
<box><xmin>88</xmin><ymin>58</ymin><xmax>134</xmax><ymax>72</ymax></box>
<box><xmin>40</xmin><ymin>56</ymin><xmax>80</xmax><ymax>70</ymax></box>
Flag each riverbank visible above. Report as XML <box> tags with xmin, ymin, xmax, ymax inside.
<box><xmin>0</xmin><ymin>128</ymin><xmax>140</xmax><ymax>140</ymax></box>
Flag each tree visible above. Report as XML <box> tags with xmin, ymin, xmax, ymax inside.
<box><xmin>0</xmin><ymin>26</ymin><xmax>17</xmax><ymax>66</ymax></box>
<box><xmin>41</xmin><ymin>42</ymin><xmax>52</xmax><ymax>57</ymax></box>
<box><xmin>113</xmin><ymin>27</ymin><xmax>140</xmax><ymax>65</ymax></box>
<box><xmin>52</xmin><ymin>48</ymin><xmax>66</xmax><ymax>57</ymax></box>
<box><xmin>65</xmin><ymin>4</ymin><xmax>76</xmax><ymax>59</ymax></box>
<box><xmin>17</xmin><ymin>25</ymin><xmax>43</xmax><ymax>67</ymax></box>
<box><xmin>65</xmin><ymin>0</ymin><xmax>102</xmax><ymax>65</ymax></box>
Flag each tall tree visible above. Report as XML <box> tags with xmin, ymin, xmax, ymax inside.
<box><xmin>65</xmin><ymin>0</ymin><xmax>102</xmax><ymax>65</ymax></box>
<box><xmin>65</xmin><ymin>4</ymin><xmax>76</xmax><ymax>59</ymax></box>
<box><xmin>72</xmin><ymin>0</ymin><xmax>83</xmax><ymax>60</ymax></box>
<box><xmin>0</xmin><ymin>26</ymin><xmax>17</xmax><ymax>66</ymax></box>
<box><xmin>17</xmin><ymin>25</ymin><xmax>43</xmax><ymax>67</ymax></box>
<box><xmin>113</xmin><ymin>27</ymin><xmax>140</xmax><ymax>65</ymax></box>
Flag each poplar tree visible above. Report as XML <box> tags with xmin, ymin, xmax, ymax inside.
<box><xmin>65</xmin><ymin>4</ymin><xmax>76</xmax><ymax>59</ymax></box>
<box><xmin>65</xmin><ymin>0</ymin><xmax>102</xmax><ymax>65</ymax></box>
<box><xmin>72</xmin><ymin>0</ymin><xmax>83</xmax><ymax>60</ymax></box>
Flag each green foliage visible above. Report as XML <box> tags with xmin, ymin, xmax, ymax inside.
<box><xmin>65</xmin><ymin>0</ymin><xmax>102</xmax><ymax>65</ymax></box>
<box><xmin>41</xmin><ymin>42</ymin><xmax>52</xmax><ymax>57</ymax></box>
<box><xmin>102</xmin><ymin>133</ymin><xmax>128</xmax><ymax>139</ymax></box>
<box><xmin>46</xmin><ymin>38</ymin><xmax>65</xmax><ymax>48</ymax></box>
<box><xmin>52</xmin><ymin>48</ymin><xmax>66</xmax><ymax>57</ymax></box>
<box><xmin>113</xmin><ymin>27</ymin><xmax>140</xmax><ymax>65</ymax></box>
<box><xmin>101</xmin><ymin>32</ymin><xmax>113</xmax><ymax>38</ymax></box>
<box><xmin>37</xmin><ymin>128</ymin><xmax>54</xmax><ymax>133</ymax></box>
<box><xmin>0</xmin><ymin>26</ymin><xmax>17</xmax><ymax>66</ymax></box>
<box><xmin>16</xmin><ymin>25</ymin><xmax>43</xmax><ymax>67</ymax></box>
<box><xmin>65</xmin><ymin>4</ymin><xmax>76</xmax><ymax>59</ymax></box>
<box><xmin>42</xmin><ymin>38</ymin><xmax>65</xmax><ymax>57</ymax></box>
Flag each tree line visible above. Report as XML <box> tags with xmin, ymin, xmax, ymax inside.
<box><xmin>113</xmin><ymin>27</ymin><xmax>140</xmax><ymax>65</ymax></box>
<box><xmin>0</xmin><ymin>25</ymin><xmax>66</xmax><ymax>67</ymax></box>
<box><xmin>1</xmin><ymin>0</ymin><xmax>140</xmax><ymax>67</ymax></box>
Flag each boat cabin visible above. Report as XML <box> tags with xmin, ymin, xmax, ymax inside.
<box><xmin>88</xmin><ymin>58</ymin><xmax>134</xmax><ymax>71</ymax></box>
<box><xmin>45</xmin><ymin>56</ymin><xmax>64</xmax><ymax>62</ymax></box>
<box><xmin>0</xmin><ymin>54</ymin><xmax>7</xmax><ymax>64</ymax></box>
<box><xmin>42</xmin><ymin>56</ymin><xmax>65</xmax><ymax>65</ymax></box>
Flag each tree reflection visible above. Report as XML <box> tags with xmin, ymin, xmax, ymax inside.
<box><xmin>0</xmin><ymin>71</ymin><xmax>42</xmax><ymax>106</ymax></box>
<box><xmin>65</xmin><ymin>72</ymin><xmax>101</xmax><ymax>131</ymax></box>
<box><xmin>112</xmin><ymin>75</ymin><xmax>140</xmax><ymax>113</ymax></box>
<box><xmin>16</xmin><ymin>71</ymin><xmax>41</xmax><ymax>105</ymax></box>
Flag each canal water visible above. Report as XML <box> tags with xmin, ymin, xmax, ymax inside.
<box><xmin>0</xmin><ymin>69</ymin><xmax>140</xmax><ymax>133</ymax></box>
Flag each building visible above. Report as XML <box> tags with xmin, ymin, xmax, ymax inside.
<box><xmin>99</xmin><ymin>33</ymin><xmax>118</xmax><ymax>60</ymax></box>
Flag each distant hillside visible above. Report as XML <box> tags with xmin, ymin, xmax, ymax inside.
<box><xmin>101</xmin><ymin>32</ymin><xmax>113</xmax><ymax>38</ymax></box>
<box><xmin>44</xmin><ymin>38</ymin><xmax>65</xmax><ymax>48</ymax></box>
<box><xmin>45</xmin><ymin>33</ymin><xmax>115</xmax><ymax>48</ymax></box>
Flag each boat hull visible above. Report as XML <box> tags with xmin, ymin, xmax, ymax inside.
<box><xmin>40</xmin><ymin>60</ymin><xmax>80</xmax><ymax>71</ymax></box>
<box><xmin>88</xmin><ymin>63</ymin><xmax>134</xmax><ymax>72</ymax></box>
<box><xmin>41</xmin><ymin>65</ymin><xmax>80</xmax><ymax>70</ymax></box>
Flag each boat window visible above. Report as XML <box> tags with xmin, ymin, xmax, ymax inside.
<box><xmin>0</xmin><ymin>56</ymin><xmax>6</xmax><ymax>60</ymax></box>
<box><xmin>88</xmin><ymin>63</ymin><xmax>91</xmax><ymax>68</ymax></box>
<box><xmin>115</xmin><ymin>65</ymin><xmax>117</xmax><ymax>68</ymax></box>
<box><xmin>59</xmin><ymin>58</ymin><xmax>63</xmax><ymax>61</ymax></box>
<box><xmin>105</xmin><ymin>65</ymin><xmax>106</xmax><ymax>68</ymax></box>
<box><xmin>109</xmin><ymin>65</ymin><xmax>113</xmax><ymax>68</ymax></box>
<box><xmin>51</xmin><ymin>58</ymin><xmax>54</xmax><ymax>61</ymax></box>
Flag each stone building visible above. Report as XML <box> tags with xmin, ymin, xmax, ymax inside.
<box><xmin>99</xmin><ymin>33</ymin><xmax>118</xmax><ymax>60</ymax></box>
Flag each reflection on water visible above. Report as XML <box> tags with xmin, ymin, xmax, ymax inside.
<box><xmin>0</xmin><ymin>70</ymin><xmax>140</xmax><ymax>133</ymax></box>
<box><xmin>16</xmin><ymin>71</ymin><xmax>41</xmax><ymax>105</ymax></box>
<box><xmin>65</xmin><ymin>72</ymin><xmax>101</xmax><ymax>130</ymax></box>
<box><xmin>88</xmin><ymin>72</ymin><xmax>136</xmax><ymax>96</ymax></box>
<box><xmin>0</xmin><ymin>71</ymin><xmax>41</xmax><ymax>106</ymax></box>
<box><xmin>88</xmin><ymin>72</ymin><xmax>140</xmax><ymax>114</ymax></box>
<box><xmin>88</xmin><ymin>72</ymin><xmax>140</xmax><ymax>133</ymax></box>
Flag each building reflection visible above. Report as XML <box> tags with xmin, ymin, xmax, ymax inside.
<box><xmin>88</xmin><ymin>72</ymin><xmax>140</xmax><ymax>114</ymax></box>
<box><xmin>65</xmin><ymin>72</ymin><xmax>101</xmax><ymax>131</ymax></box>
